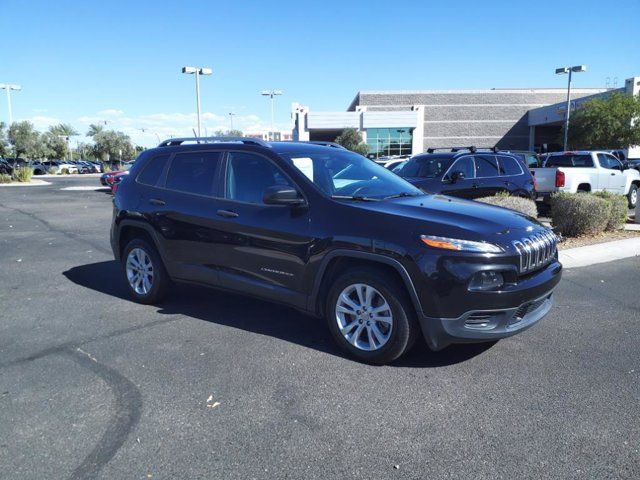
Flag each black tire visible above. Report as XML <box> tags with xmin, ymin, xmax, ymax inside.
<box><xmin>627</xmin><ymin>184</ymin><xmax>638</xmax><ymax>209</ymax></box>
<box><xmin>325</xmin><ymin>266</ymin><xmax>419</xmax><ymax>365</ymax></box>
<box><xmin>121</xmin><ymin>238</ymin><xmax>170</xmax><ymax>304</ymax></box>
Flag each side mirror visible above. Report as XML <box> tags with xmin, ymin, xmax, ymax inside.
<box><xmin>263</xmin><ymin>185</ymin><xmax>305</xmax><ymax>206</ymax></box>
<box><xmin>621</xmin><ymin>162</ymin><xmax>630</xmax><ymax>170</ymax></box>
<box><xmin>450</xmin><ymin>171</ymin><xmax>465</xmax><ymax>183</ymax></box>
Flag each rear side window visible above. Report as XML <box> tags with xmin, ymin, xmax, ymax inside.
<box><xmin>474</xmin><ymin>155</ymin><xmax>499</xmax><ymax>177</ymax></box>
<box><xmin>497</xmin><ymin>156</ymin><xmax>523</xmax><ymax>176</ymax></box>
<box><xmin>137</xmin><ymin>155</ymin><xmax>169</xmax><ymax>186</ymax></box>
<box><xmin>165</xmin><ymin>151</ymin><xmax>222</xmax><ymax>196</ymax></box>
<box><xmin>545</xmin><ymin>155</ymin><xmax>594</xmax><ymax>167</ymax></box>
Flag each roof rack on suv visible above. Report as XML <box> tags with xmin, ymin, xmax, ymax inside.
<box><xmin>301</xmin><ymin>141</ymin><xmax>347</xmax><ymax>150</ymax></box>
<box><xmin>426</xmin><ymin>146</ymin><xmax>499</xmax><ymax>154</ymax></box>
<box><xmin>157</xmin><ymin>136</ymin><xmax>271</xmax><ymax>148</ymax></box>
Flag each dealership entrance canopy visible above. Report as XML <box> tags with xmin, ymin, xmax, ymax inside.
<box><xmin>292</xmin><ymin>76</ymin><xmax>640</xmax><ymax>159</ymax></box>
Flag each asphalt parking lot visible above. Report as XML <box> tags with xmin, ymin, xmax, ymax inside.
<box><xmin>1</xmin><ymin>176</ymin><xmax>639</xmax><ymax>480</ymax></box>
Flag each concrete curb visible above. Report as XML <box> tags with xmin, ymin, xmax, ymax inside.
<box><xmin>0</xmin><ymin>179</ymin><xmax>51</xmax><ymax>187</ymax></box>
<box><xmin>38</xmin><ymin>173</ymin><xmax>102</xmax><ymax>178</ymax></box>
<box><xmin>559</xmin><ymin>236</ymin><xmax>640</xmax><ymax>268</ymax></box>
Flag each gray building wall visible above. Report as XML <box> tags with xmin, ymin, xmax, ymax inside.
<box><xmin>351</xmin><ymin>89</ymin><xmax>608</xmax><ymax>150</ymax></box>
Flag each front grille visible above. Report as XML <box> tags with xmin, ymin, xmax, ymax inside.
<box><xmin>509</xmin><ymin>294</ymin><xmax>552</xmax><ymax>326</ymax></box>
<box><xmin>512</xmin><ymin>230</ymin><xmax>558</xmax><ymax>274</ymax></box>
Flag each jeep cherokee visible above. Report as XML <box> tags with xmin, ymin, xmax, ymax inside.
<box><xmin>110</xmin><ymin>137</ymin><xmax>562</xmax><ymax>364</ymax></box>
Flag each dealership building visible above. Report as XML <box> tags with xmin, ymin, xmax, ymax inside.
<box><xmin>292</xmin><ymin>76</ymin><xmax>640</xmax><ymax>159</ymax></box>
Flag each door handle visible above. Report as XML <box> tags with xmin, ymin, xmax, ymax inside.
<box><xmin>217</xmin><ymin>209</ymin><xmax>239</xmax><ymax>218</ymax></box>
<box><xmin>610</xmin><ymin>172</ymin><xmax>616</xmax><ymax>176</ymax></box>
<box><xmin>149</xmin><ymin>198</ymin><xmax>166</xmax><ymax>206</ymax></box>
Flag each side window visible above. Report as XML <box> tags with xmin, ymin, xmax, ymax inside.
<box><xmin>137</xmin><ymin>155</ymin><xmax>169</xmax><ymax>186</ymax></box>
<box><xmin>474</xmin><ymin>155</ymin><xmax>499</xmax><ymax>177</ymax></box>
<box><xmin>606</xmin><ymin>155</ymin><xmax>622</xmax><ymax>170</ymax></box>
<box><xmin>449</xmin><ymin>156</ymin><xmax>475</xmax><ymax>179</ymax></box>
<box><xmin>497</xmin><ymin>156</ymin><xmax>523</xmax><ymax>176</ymax></box>
<box><xmin>225</xmin><ymin>152</ymin><xmax>293</xmax><ymax>204</ymax></box>
<box><xmin>165</xmin><ymin>151</ymin><xmax>221</xmax><ymax>196</ymax></box>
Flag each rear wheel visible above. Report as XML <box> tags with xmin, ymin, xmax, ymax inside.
<box><xmin>326</xmin><ymin>267</ymin><xmax>418</xmax><ymax>364</ymax></box>
<box><xmin>628</xmin><ymin>184</ymin><xmax>638</xmax><ymax>209</ymax></box>
<box><xmin>122</xmin><ymin>238</ymin><xmax>170</xmax><ymax>304</ymax></box>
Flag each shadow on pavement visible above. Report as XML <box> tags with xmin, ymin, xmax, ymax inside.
<box><xmin>63</xmin><ymin>260</ymin><xmax>495</xmax><ymax>368</ymax></box>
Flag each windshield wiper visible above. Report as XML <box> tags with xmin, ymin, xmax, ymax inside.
<box><xmin>383</xmin><ymin>192</ymin><xmax>422</xmax><ymax>200</ymax></box>
<box><xmin>331</xmin><ymin>195</ymin><xmax>379</xmax><ymax>202</ymax></box>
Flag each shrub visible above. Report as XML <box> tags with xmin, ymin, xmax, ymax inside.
<box><xmin>550</xmin><ymin>192</ymin><xmax>610</xmax><ymax>237</ymax></box>
<box><xmin>13</xmin><ymin>166</ymin><xmax>33</xmax><ymax>183</ymax></box>
<box><xmin>60</xmin><ymin>167</ymin><xmax>70</xmax><ymax>175</ymax></box>
<box><xmin>102</xmin><ymin>163</ymin><xmax>112</xmax><ymax>173</ymax></box>
<box><xmin>476</xmin><ymin>193</ymin><xmax>538</xmax><ymax>218</ymax></box>
<box><xmin>47</xmin><ymin>167</ymin><xmax>58</xmax><ymax>175</ymax></box>
<box><xmin>593</xmin><ymin>191</ymin><xmax>628</xmax><ymax>231</ymax></box>
<box><xmin>0</xmin><ymin>174</ymin><xmax>11</xmax><ymax>184</ymax></box>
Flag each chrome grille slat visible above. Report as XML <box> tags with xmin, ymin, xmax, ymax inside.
<box><xmin>513</xmin><ymin>229</ymin><xmax>557</xmax><ymax>274</ymax></box>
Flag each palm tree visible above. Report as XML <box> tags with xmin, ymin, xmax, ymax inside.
<box><xmin>87</xmin><ymin>123</ymin><xmax>104</xmax><ymax>137</ymax></box>
<box><xmin>48</xmin><ymin>123</ymin><xmax>79</xmax><ymax>160</ymax></box>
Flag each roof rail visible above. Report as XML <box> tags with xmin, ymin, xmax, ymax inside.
<box><xmin>300</xmin><ymin>141</ymin><xmax>347</xmax><ymax>149</ymax></box>
<box><xmin>157</xmin><ymin>136</ymin><xmax>271</xmax><ymax>148</ymax></box>
<box><xmin>426</xmin><ymin>146</ymin><xmax>499</xmax><ymax>154</ymax></box>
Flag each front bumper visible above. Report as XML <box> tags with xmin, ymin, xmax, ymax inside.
<box><xmin>417</xmin><ymin>260</ymin><xmax>562</xmax><ymax>350</ymax></box>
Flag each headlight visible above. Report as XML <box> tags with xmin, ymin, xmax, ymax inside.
<box><xmin>420</xmin><ymin>235</ymin><xmax>503</xmax><ymax>253</ymax></box>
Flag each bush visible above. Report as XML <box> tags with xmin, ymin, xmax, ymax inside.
<box><xmin>13</xmin><ymin>166</ymin><xmax>33</xmax><ymax>183</ymax></box>
<box><xmin>101</xmin><ymin>163</ymin><xmax>112</xmax><ymax>173</ymax></box>
<box><xmin>60</xmin><ymin>167</ymin><xmax>70</xmax><ymax>175</ymax></box>
<box><xmin>0</xmin><ymin>174</ymin><xmax>11</xmax><ymax>184</ymax></box>
<box><xmin>476</xmin><ymin>193</ymin><xmax>538</xmax><ymax>218</ymax></box>
<box><xmin>593</xmin><ymin>191</ymin><xmax>628</xmax><ymax>231</ymax></box>
<box><xmin>550</xmin><ymin>192</ymin><xmax>610</xmax><ymax>237</ymax></box>
<box><xmin>47</xmin><ymin>167</ymin><xmax>58</xmax><ymax>175</ymax></box>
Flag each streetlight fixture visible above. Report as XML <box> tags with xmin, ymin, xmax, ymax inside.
<box><xmin>229</xmin><ymin>112</ymin><xmax>236</xmax><ymax>131</ymax></box>
<box><xmin>182</xmin><ymin>66</ymin><xmax>212</xmax><ymax>137</ymax></box>
<box><xmin>555</xmin><ymin>65</ymin><xmax>586</xmax><ymax>151</ymax></box>
<box><xmin>0</xmin><ymin>83</ymin><xmax>22</xmax><ymax>125</ymax></box>
<box><xmin>261</xmin><ymin>89</ymin><xmax>283</xmax><ymax>141</ymax></box>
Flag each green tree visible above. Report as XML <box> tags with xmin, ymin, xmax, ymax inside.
<box><xmin>91</xmin><ymin>130</ymin><xmax>135</xmax><ymax>162</ymax></box>
<box><xmin>213</xmin><ymin>129</ymin><xmax>244</xmax><ymax>137</ymax></box>
<box><xmin>567</xmin><ymin>92</ymin><xmax>640</xmax><ymax>150</ymax></box>
<box><xmin>48</xmin><ymin>123</ymin><xmax>79</xmax><ymax>160</ymax></box>
<box><xmin>335</xmin><ymin>128</ymin><xmax>369</xmax><ymax>156</ymax></box>
<box><xmin>41</xmin><ymin>131</ymin><xmax>67</xmax><ymax>159</ymax></box>
<box><xmin>86</xmin><ymin>123</ymin><xmax>105</xmax><ymax>137</ymax></box>
<box><xmin>0</xmin><ymin>122</ymin><xmax>9</xmax><ymax>157</ymax></box>
<box><xmin>8</xmin><ymin>121</ymin><xmax>41</xmax><ymax>159</ymax></box>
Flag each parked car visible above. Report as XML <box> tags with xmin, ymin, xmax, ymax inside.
<box><xmin>532</xmin><ymin>151</ymin><xmax>640</xmax><ymax>208</ymax></box>
<box><xmin>110</xmin><ymin>137</ymin><xmax>561</xmax><ymax>364</ymax></box>
<box><xmin>394</xmin><ymin>148</ymin><xmax>536</xmax><ymax>199</ymax></box>
<box><xmin>0</xmin><ymin>159</ymin><xmax>13</xmax><ymax>175</ymax></box>
<box><xmin>30</xmin><ymin>162</ymin><xmax>49</xmax><ymax>175</ymax></box>
<box><xmin>110</xmin><ymin>171</ymin><xmax>129</xmax><ymax>193</ymax></box>
<box><xmin>627</xmin><ymin>158</ymin><xmax>640</xmax><ymax>172</ymax></box>
<box><xmin>384</xmin><ymin>158</ymin><xmax>409</xmax><ymax>171</ymax></box>
<box><xmin>500</xmin><ymin>150</ymin><xmax>540</xmax><ymax>168</ymax></box>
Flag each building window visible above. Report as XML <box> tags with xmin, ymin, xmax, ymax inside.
<box><xmin>366</xmin><ymin>128</ymin><xmax>413</xmax><ymax>159</ymax></box>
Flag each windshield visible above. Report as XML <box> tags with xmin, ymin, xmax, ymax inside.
<box><xmin>280</xmin><ymin>149</ymin><xmax>423</xmax><ymax>200</ymax></box>
<box><xmin>396</xmin><ymin>156</ymin><xmax>454</xmax><ymax>178</ymax></box>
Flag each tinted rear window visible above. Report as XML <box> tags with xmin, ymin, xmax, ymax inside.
<box><xmin>545</xmin><ymin>155</ymin><xmax>594</xmax><ymax>167</ymax></box>
<box><xmin>397</xmin><ymin>156</ymin><xmax>453</xmax><ymax>178</ymax></box>
<box><xmin>165</xmin><ymin>151</ymin><xmax>222</xmax><ymax>196</ymax></box>
<box><xmin>497</xmin><ymin>156</ymin><xmax>523</xmax><ymax>176</ymax></box>
<box><xmin>137</xmin><ymin>155</ymin><xmax>169</xmax><ymax>186</ymax></box>
<box><xmin>474</xmin><ymin>155</ymin><xmax>499</xmax><ymax>177</ymax></box>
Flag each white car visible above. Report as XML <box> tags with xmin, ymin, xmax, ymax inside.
<box><xmin>532</xmin><ymin>151</ymin><xmax>640</xmax><ymax>208</ymax></box>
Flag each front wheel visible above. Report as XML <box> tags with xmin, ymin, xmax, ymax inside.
<box><xmin>628</xmin><ymin>184</ymin><xmax>638</xmax><ymax>209</ymax></box>
<box><xmin>326</xmin><ymin>267</ymin><xmax>418</xmax><ymax>365</ymax></box>
<box><xmin>122</xmin><ymin>238</ymin><xmax>170</xmax><ymax>304</ymax></box>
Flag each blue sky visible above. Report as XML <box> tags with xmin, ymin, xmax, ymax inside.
<box><xmin>1</xmin><ymin>0</ymin><xmax>639</xmax><ymax>147</ymax></box>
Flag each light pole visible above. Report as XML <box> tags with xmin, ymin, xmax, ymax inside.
<box><xmin>0</xmin><ymin>83</ymin><xmax>22</xmax><ymax>125</ymax></box>
<box><xmin>182</xmin><ymin>66</ymin><xmax>212</xmax><ymax>137</ymax></box>
<box><xmin>261</xmin><ymin>89</ymin><xmax>283</xmax><ymax>141</ymax></box>
<box><xmin>555</xmin><ymin>65</ymin><xmax>586</xmax><ymax>151</ymax></box>
<box><xmin>229</xmin><ymin>112</ymin><xmax>236</xmax><ymax>131</ymax></box>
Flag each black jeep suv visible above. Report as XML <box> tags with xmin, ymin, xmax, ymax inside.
<box><xmin>111</xmin><ymin>137</ymin><xmax>561</xmax><ymax>364</ymax></box>
<box><xmin>395</xmin><ymin>147</ymin><xmax>536</xmax><ymax>199</ymax></box>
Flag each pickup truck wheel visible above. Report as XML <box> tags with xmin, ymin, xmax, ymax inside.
<box><xmin>122</xmin><ymin>238</ymin><xmax>170</xmax><ymax>304</ymax></box>
<box><xmin>628</xmin><ymin>184</ymin><xmax>638</xmax><ymax>208</ymax></box>
<box><xmin>326</xmin><ymin>268</ymin><xmax>417</xmax><ymax>365</ymax></box>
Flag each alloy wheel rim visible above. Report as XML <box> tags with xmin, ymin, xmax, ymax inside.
<box><xmin>632</xmin><ymin>189</ymin><xmax>637</xmax><ymax>206</ymax></box>
<box><xmin>335</xmin><ymin>283</ymin><xmax>393</xmax><ymax>351</ymax></box>
<box><xmin>126</xmin><ymin>248</ymin><xmax>154</xmax><ymax>295</ymax></box>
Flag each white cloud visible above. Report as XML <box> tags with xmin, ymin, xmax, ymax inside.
<box><xmin>26</xmin><ymin>115</ymin><xmax>62</xmax><ymax>129</ymax></box>
<box><xmin>97</xmin><ymin>109</ymin><xmax>124</xmax><ymax>116</ymax></box>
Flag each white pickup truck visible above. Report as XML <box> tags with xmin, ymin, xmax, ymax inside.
<box><xmin>532</xmin><ymin>151</ymin><xmax>640</xmax><ymax>208</ymax></box>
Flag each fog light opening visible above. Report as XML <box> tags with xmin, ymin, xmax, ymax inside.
<box><xmin>469</xmin><ymin>271</ymin><xmax>504</xmax><ymax>291</ymax></box>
